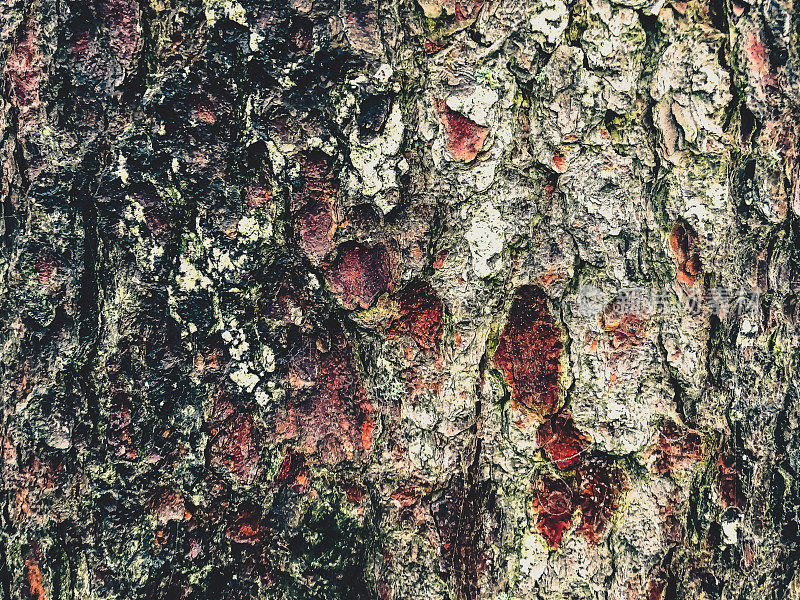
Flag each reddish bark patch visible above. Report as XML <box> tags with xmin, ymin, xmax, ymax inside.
<box><xmin>343</xmin><ymin>0</ymin><xmax>383</xmax><ymax>54</ymax></box>
<box><xmin>152</xmin><ymin>489</ymin><xmax>185</xmax><ymax>524</ymax></box>
<box><xmin>436</xmin><ymin>100</ymin><xmax>489</xmax><ymax>162</ymax></box>
<box><xmin>646</xmin><ymin>565</ymin><xmax>669</xmax><ymax>600</ymax></box>
<box><xmin>388</xmin><ymin>280</ymin><xmax>444</xmax><ymax>352</ymax></box>
<box><xmin>290</xmin><ymin>17</ymin><xmax>314</xmax><ymax>52</ymax></box>
<box><xmin>343</xmin><ymin>482</ymin><xmax>365</xmax><ymax>504</ymax></box>
<box><xmin>533</xmin><ymin>473</ymin><xmax>575</xmax><ymax>548</ymax></box>
<box><xmin>431</xmin><ymin>476</ymin><xmax>495</xmax><ymax>600</ymax></box>
<box><xmin>293</xmin><ymin>152</ymin><xmax>337</xmax><ymax>261</ymax></box>
<box><xmin>273</xmin><ymin>449</ymin><xmax>310</xmax><ymax>493</ymax></box>
<box><xmin>654</xmin><ymin>419</ymin><xmax>704</xmax><ymax>474</ymax></box>
<box><xmin>25</xmin><ymin>558</ymin><xmax>47</xmax><ymax>600</ymax></box>
<box><xmin>455</xmin><ymin>0</ymin><xmax>486</xmax><ymax>21</ymax></box>
<box><xmin>207</xmin><ymin>412</ymin><xmax>263</xmax><ymax>483</ymax></box>
<box><xmin>538</xmin><ymin>412</ymin><xmax>590</xmax><ymax>470</ymax></box>
<box><xmin>193</xmin><ymin>100</ymin><xmax>216</xmax><ymax>124</ymax></box>
<box><xmin>575</xmin><ymin>458</ymin><xmax>626</xmax><ymax>542</ymax></box>
<box><xmin>7</xmin><ymin>18</ymin><xmax>43</xmax><ymax>133</ymax></box>
<box><xmin>226</xmin><ymin>503</ymin><xmax>264</xmax><ymax>544</ymax></box>
<box><xmin>494</xmin><ymin>286</ymin><xmax>563</xmax><ymax>415</ymax></box>
<box><xmin>600</xmin><ymin>297</ymin><xmax>647</xmax><ymax>350</ymax></box>
<box><xmin>245</xmin><ymin>183</ymin><xmax>272</xmax><ymax>210</ymax></box>
<box><xmin>424</xmin><ymin>39</ymin><xmax>446</xmax><ymax>54</ymax></box>
<box><xmin>108</xmin><ymin>392</ymin><xmax>136</xmax><ymax>460</ymax></box>
<box><xmin>131</xmin><ymin>183</ymin><xmax>173</xmax><ymax>241</ymax></box>
<box><xmin>327</xmin><ymin>242</ymin><xmax>391</xmax><ymax>309</ymax></box>
<box><xmin>223</xmin><ymin>502</ymin><xmax>275</xmax><ymax>582</ymax></box>
<box><xmin>717</xmin><ymin>454</ymin><xmax>745</xmax><ymax>508</ymax></box>
<box><xmin>288</xmin><ymin>320</ymin><xmax>374</xmax><ymax>463</ymax></box>
<box><xmin>744</xmin><ymin>30</ymin><xmax>776</xmax><ymax>87</ymax></box>
<box><xmin>36</xmin><ymin>253</ymin><xmax>56</xmax><ymax>285</ymax></box>
<box><xmin>670</xmin><ymin>222</ymin><xmax>703</xmax><ymax>286</ymax></box>
<box><xmin>97</xmin><ymin>0</ymin><xmax>141</xmax><ymax>62</ymax></box>
<box><xmin>552</xmin><ymin>152</ymin><xmax>566</xmax><ymax>172</ymax></box>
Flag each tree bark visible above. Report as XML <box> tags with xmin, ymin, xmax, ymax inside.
<box><xmin>1</xmin><ymin>0</ymin><xmax>800</xmax><ymax>598</ymax></box>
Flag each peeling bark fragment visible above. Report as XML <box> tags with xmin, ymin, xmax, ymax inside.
<box><xmin>293</xmin><ymin>151</ymin><xmax>338</xmax><ymax>261</ymax></box>
<box><xmin>670</xmin><ymin>221</ymin><xmax>703</xmax><ymax>285</ymax></box>
<box><xmin>327</xmin><ymin>242</ymin><xmax>391</xmax><ymax>309</ymax></box>
<box><xmin>207</xmin><ymin>412</ymin><xmax>263</xmax><ymax>483</ymax></box>
<box><xmin>576</xmin><ymin>458</ymin><xmax>626</xmax><ymax>542</ymax></box>
<box><xmin>532</xmin><ymin>473</ymin><xmax>575</xmax><ymax>548</ymax></box>
<box><xmin>494</xmin><ymin>286</ymin><xmax>563</xmax><ymax>415</ymax></box>
<box><xmin>287</xmin><ymin>320</ymin><xmax>374</xmax><ymax>463</ymax></box>
<box><xmin>537</xmin><ymin>412</ymin><xmax>590</xmax><ymax>470</ymax></box>
<box><xmin>273</xmin><ymin>449</ymin><xmax>311</xmax><ymax>492</ymax></box>
<box><xmin>436</xmin><ymin>100</ymin><xmax>489</xmax><ymax>162</ymax></box>
<box><xmin>600</xmin><ymin>297</ymin><xmax>648</xmax><ymax>351</ymax></box>
<box><xmin>388</xmin><ymin>280</ymin><xmax>444</xmax><ymax>352</ymax></box>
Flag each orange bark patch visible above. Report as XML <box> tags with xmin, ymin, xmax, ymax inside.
<box><xmin>494</xmin><ymin>286</ymin><xmax>562</xmax><ymax>415</ymax></box>
<box><xmin>343</xmin><ymin>482</ymin><xmax>365</xmax><ymax>504</ymax></box>
<box><xmin>670</xmin><ymin>221</ymin><xmax>702</xmax><ymax>285</ymax></box>
<box><xmin>538</xmin><ymin>412</ymin><xmax>590</xmax><ymax>470</ymax></box>
<box><xmin>245</xmin><ymin>184</ymin><xmax>272</xmax><ymax>209</ymax></box>
<box><xmin>436</xmin><ymin>100</ymin><xmax>489</xmax><ymax>162</ymax></box>
<box><xmin>152</xmin><ymin>489</ymin><xmax>185</xmax><ymax>524</ymax></box>
<box><xmin>552</xmin><ymin>152</ymin><xmax>566</xmax><ymax>172</ymax></box>
<box><xmin>25</xmin><ymin>558</ymin><xmax>47</xmax><ymax>600</ymax></box>
<box><xmin>388</xmin><ymin>280</ymin><xmax>444</xmax><ymax>352</ymax></box>
<box><xmin>327</xmin><ymin>242</ymin><xmax>391</xmax><ymax>309</ymax></box>
<box><xmin>226</xmin><ymin>503</ymin><xmax>264</xmax><ymax>544</ymax></box>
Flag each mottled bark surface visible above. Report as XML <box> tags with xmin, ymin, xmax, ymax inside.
<box><xmin>1</xmin><ymin>0</ymin><xmax>800</xmax><ymax>598</ymax></box>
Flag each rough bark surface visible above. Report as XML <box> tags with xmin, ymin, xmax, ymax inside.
<box><xmin>2</xmin><ymin>0</ymin><xmax>800</xmax><ymax>598</ymax></box>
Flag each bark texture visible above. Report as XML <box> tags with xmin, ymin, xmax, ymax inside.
<box><xmin>1</xmin><ymin>0</ymin><xmax>800</xmax><ymax>598</ymax></box>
